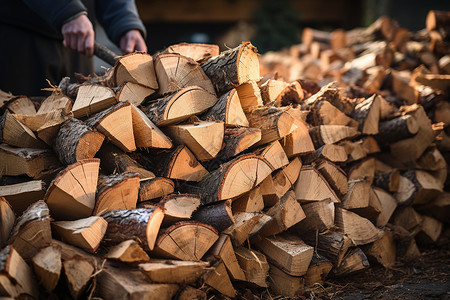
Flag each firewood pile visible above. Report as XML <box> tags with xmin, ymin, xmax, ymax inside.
<box><xmin>0</xmin><ymin>10</ymin><xmax>449</xmax><ymax>299</ymax></box>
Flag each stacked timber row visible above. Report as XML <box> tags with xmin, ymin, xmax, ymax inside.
<box><xmin>0</xmin><ymin>11</ymin><xmax>449</xmax><ymax>299</ymax></box>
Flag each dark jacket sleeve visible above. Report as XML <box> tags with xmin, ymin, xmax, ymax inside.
<box><xmin>23</xmin><ymin>0</ymin><xmax>87</xmax><ymax>30</ymax></box>
<box><xmin>95</xmin><ymin>0</ymin><xmax>147</xmax><ymax>46</ymax></box>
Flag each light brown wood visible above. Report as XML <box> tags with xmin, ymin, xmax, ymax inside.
<box><xmin>1</xmin><ymin>112</ymin><xmax>46</xmax><ymax>148</ymax></box>
<box><xmin>232</xmin><ymin>186</ymin><xmax>264</xmax><ymax>213</ymax></box>
<box><xmin>305</xmin><ymin>255</ymin><xmax>333</xmax><ymax>287</ymax></box>
<box><xmin>259</xmin><ymin>174</ymin><xmax>279</xmax><ymax>207</ymax></box>
<box><xmin>416</xmin><ymin>215</ymin><xmax>443</xmax><ymax>244</ymax></box>
<box><xmin>260</xmin><ymin>79</ymin><xmax>288</xmax><ymax>104</ymax></box>
<box><xmin>315</xmin><ymin>159</ymin><xmax>348</xmax><ymax>197</ymax></box>
<box><xmin>304</xmin><ymin>144</ymin><xmax>348</xmax><ymax>164</ymax></box>
<box><xmin>116</xmin><ymin>82</ymin><xmax>155</xmax><ymax>106</ymax></box>
<box><xmin>71</xmin><ymin>85</ymin><xmax>117</xmax><ymax>118</ymax></box>
<box><xmin>164</xmin><ymin>42</ymin><xmax>220</xmax><ymax>62</ymax></box>
<box><xmin>374</xmin><ymin>187</ymin><xmax>398</xmax><ymax>227</ymax></box>
<box><xmin>347</xmin><ymin>157</ymin><xmax>376</xmax><ymax>183</ymax></box>
<box><xmin>294</xmin><ymin>165</ymin><xmax>340</xmax><ymax>203</ymax></box>
<box><xmin>257</xmin><ymin>233</ymin><xmax>313</xmax><ymax>276</ymax></box>
<box><xmin>139</xmin><ymin>177</ymin><xmax>175</xmax><ymax>201</ymax></box>
<box><xmin>310</xmin><ymin>100</ymin><xmax>359</xmax><ymax>128</ymax></box>
<box><xmin>235</xmin><ymin>247</ymin><xmax>269</xmax><ymax>287</ymax></box>
<box><xmin>222</xmin><ymin>212</ymin><xmax>262</xmax><ymax>246</ymax></box>
<box><xmin>208</xmin><ymin>234</ymin><xmax>245</xmax><ymax>281</ymax></box>
<box><xmin>0</xmin><ymin>197</ymin><xmax>14</xmax><ymax>248</ymax></box>
<box><xmin>45</xmin><ymin>158</ymin><xmax>99</xmax><ymax>220</ymax></box>
<box><xmin>152</xmin><ymin>221</ymin><xmax>218</xmax><ymax>261</ymax></box>
<box><xmin>293</xmin><ymin>198</ymin><xmax>335</xmax><ymax>233</ymax></box>
<box><xmin>269</xmin><ymin>264</ymin><xmax>305</xmax><ymax>297</ymax></box>
<box><xmin>214</xmin><ymin>127</ymin><xmax>261</xmax><ymax>162</ymax></box>
<box><xmin>282</xmin><ymin>114</ymin><xmax>315</xmax><ymax>157</ymax></box>
<box><xmin>254</xmin><ymin>140</ymin><xmax>289</xmax><ymax>171</ymax></box>
<box><xmin>63</xmin><ymin>255</ymin><xmax>94</xmax><ymax>299</ymax></box>
<box><xmin>333</xmin><ymin>248</ymin><xmax>370</xmax><ymax>276</ymax></box>
<box><xmin>335</xmin><ymin>207</ymin><xmax>384</xmax><ymax>245</ymax></box>
<box><xmin>236</xmin><ymin>80</ymin><xmax>263</xmax><ymax>110</ymax></box>
<box><xmin>352</xmin><ymin>94</ymin><xmax>381</xmax><ymax>135</ymax></box>
<box><xmin>0</xmin><ymin>180</ymin><xmax>45</xmax><ymax>215</ymax></box>
<box><xmin>203</xmin><ymin>261</ymin><xmax>236</xmax><ymax>298</ymax></box>
<box><xmin>177</xmin><ymin>286</ymin><xmax>207</xmax><ymax>300</ymax></box>
<box><xmin>105</xmin><ymin>239</ymin><xmax>150</xmax><ymax>263</ymax></box>
<box><xmin>309</xmin><ymin>125</ymin><xmax>360</xmax><ymax>148</ymax></box>
<box><xmin>158</xmin><ymin>193</ymin><xmax>200</xmax><ymax>226</ymax></box>
<box><xmin>364</xmin><ymin>230</ymin><xmax>396</xmax><ymax>268</ymax></box>
<box><xmin>53</xmin><ymin>216</ymin><xmax>107</xmax><ymax>253</ymax></box>
<box><xmin>5</xmin><ymin>96</ymin><xmax>36</xmax><ymax>115</ymax></box>
<box><xmin>164</xmin><ymin>121</ymin><xmax>224</xmax><ymax>161</ymax></box>
<box><xmin>113</xmin><ymin>52</ymin><xmax>159</xmax><ymax>89</ymax></box>
<box><xmin>139</xmin><ymin>259</ymin><xmax>209</xmax><ymax>283</ymax></box>
<box><xmin>31</xmin><ymin>245</ymin><xmax>61</xmax><ymax>292</ymax></box>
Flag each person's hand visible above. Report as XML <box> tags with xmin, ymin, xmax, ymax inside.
<box><xmin>120</xmin><ymin>30</ymin><xmax>147</xmax><ymax>54</ymax></box>
<box><xmin>61</xmin><ymin>14</ymin><xmax>95</xmax><ymax>57</ymax></box>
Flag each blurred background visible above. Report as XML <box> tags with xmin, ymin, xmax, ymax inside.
<box><xmin>94</xmin><ymin>0</ymin><xmax>450</xmax><ymax>71</ymax></box>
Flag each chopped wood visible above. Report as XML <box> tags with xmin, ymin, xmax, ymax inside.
<box><xmin>0</xmin><ymin>197</ymin><xmax>14</xmax><ymax>247</ymax></box>
<box><xmin>116</xmin><ymin>82</ymin><xmax>155</xmax><ymax>106</ymax></box>
<box><xmin>5</xmin><ymin>96</ymin><xmax>36</xmax><ymax>115</ymax></box>
<box><xmin>254</xmin><ymin>140</ymin><xmax>289</xmax><ymax>171</ymax></box>
<box><xmin>294</xmin><ymin>165</ymin><xmax>340</xmax><ymax>203</ymax></box>
<box><xmin>376</xmin><ymin>115</ymin><xmax>419</xmax><ymax>147</ymax></box>
<box><xmin>63</xmin><ymin>255</ymin><xmax>94</xmax><ymax>299</ymax></box>
<box><xmin>260</xmin><ymin>79</ymin><xmax>288</xmax><ymax>104</ymax></box>
<box><xmin>259</xmin><ymin>174</ymin><xmax>279</xmax><ymax>208</ymax></box>
<box><xmin>310</xmin><ymin>100</ymin><xmax>359</xmax><ymax>128</ymax></box>
<box><xmin>235</xmin><ymin>247</ymin><xmax>269</xmax><ymax>287</ymax></box>
<box><xmin>232</xmin><ymin>186</ymin><xmax>264</xmax><ymax>213</ymax></box>
<box><xmin>281</xmin><ymin>114</ymin><xmax>315</xmax><ymax>157</ymax></box>
<box><xmin>373</xmin><ymin>169</ymin><xmax>400</xmax><ymax>193</ymax></box>
<box><xmin>302</xmin><ymin>232</ymin><xmax>355</xmax><ymax>267</ymax></box>
<box><xmin>154</xmin><ymin>53</ymin><xmax>216</xmax><ymax>95</ymax></box>
<box><xmin>416</xmin><ymin>215</ymin><xmax>443</xmax><ymax>244</ymax></box>
<box><xmin>164</xmin><ymin>42</ymin><xmax>220</xmax><ymax>62</ymax></box>
<box><xmin>303</xmin><ymin>144</ymin><xmax>348</xmax><ymax>164</ymax></box>
<box><xmin>139</xmin><ymin>177</ymin><xmax>175</xmax><ymax>202</ymax></box>
<box><xmin>374</xmin><ymin>187</ymin><xmax>398</xmax><ymax>227</ymax></box>
<box><xmin>293</xmin><ymin>198</ymin><xmax>335</xmax><ymax>233</ymax></box>
<box><xmin>309</xmin><ymin>125</ymin><xmax>360</xmax><ymax>148</ymax></box>
<box><xmin>105</xmin><ymin>239</ymin><xmax>150</xmax><ymax>263</ymax></box>
<box><xmin>113</xmin><ymin>52</ymin><xmax>158</xmax><ymax>89</ymax></box>
<box><xmin>271</xmin><ymin>169</ymin><xmax>292</xmax><ymax>199</ymax></box>
<box><xmin>152</xmin><ymin>221</ymin><xmax>218</xmax><ymax>261</ymax></box>
<box><xmin>305</xmin><ymin>255</ymin><xmax>333</xmax><ymax>287</ymax></box>
<box><xmin>333</xmin><ymin>248</ymin><xmax>370</xmax><ymax>276</ymax></box>
<box><xmin>415</xmin><ymin>192</ymin><xmax>450</xmax><ymax>223</ymax></box>
<box><xmin>102</xmin><ymin>207</ymin><xmax>164</xmax><ymax>251</ymax></box>
<box><xmin>236</xmin><ymin>80</ymin><xmax>263</xmax><ymax>109</ymax></box>
<box><xmin>31</xmin><ymin>245</ymin><xmax>61</xmax><ymax>292</ymax></box>
<box><xmin>315</xmin><ymin>159</ymin><xmax>348</xmax><ymax>196</ymax></box>
<box><xmin>347</xmin><ymin>157</ymin><xmax>375</xmax><ymax>183</ymax></box>
<box><xmin>177</xmin><ymin>286</ymin><xmax>207</xmax><ymax>300</ymax></box>
<box><xmin>0</xmin><ymin>180</ymin><xmax>45</xmax><ymax>215</ymax></box>
<box><xmin>269</xmin><ymin>264</ymin><xmax>305</xmax><ymax>297</ymax></box>
<box><xmin>139</xmin><ymin>259</ymin><xmax>209</xmax><ymax>283</ymax></box>
<box><xmin>282</xmin><ymin>157</ymin><xmax>302</xmax><ymax>185</ymax></box>
<box><xmin>351</xmin><ymin>94</ymin><xmax>381</xmax><ymax>135</ymax></box>
<box><xmin>203</xmin><ymin>261</ymin><xmax>236</xmax><ymax>298</ymax></box>
<box><xmin>214</xmin><ymin>127</ymin><xmax>261</xmax><ymax>163</ymax></box>
<box><xmin>363</xmin><ymin>230</ymin><xmax>396</xmax><ymax>268</ymax></box>
<box><xmin>1</xmin><ymin>111</ymin><xmax>46</xmax><ymax>148</ymax></box>
<box><xmin>45</xmin><ymin>158</ymin><xmax>99</xmax><ymax>220</ymax></box>
<box><xmin>208</xmin><ymin>234</ymin><xmax>245</xmax><ymax>281</ymax></box>
<box><xmin>192</xmin><ymin>200</ymin><xmax>234</xmax><ymax>232</ymax></box>
<box><xmin>144</xmin><ymin>86</ymin><xmax>217</xmax><ymax>126</ymax></box>
<box><xmin>52</xmin><ymin>216</ymin><xmax>107</xmax><ymax>253</ymax></box>
<box><xmin>71</xmin><ymin>84</ymin><xmax>117</xmax><ymax>118</ymax></box>
<box><xmin>222</xmin><ymin>212</ymin><xmax>262</xmax><ymax>246</ymax></box>
<box><xmin>335</xmin><ymin>207</ymin><xmax>384</xmax><ymax>245</ymax></box>
<box><xmin>158</xmin><ymin>193</ymin><xmax>200</xmax><ymax>226</ymax></box>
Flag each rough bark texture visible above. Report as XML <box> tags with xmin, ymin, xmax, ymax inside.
<box><xmin>142</xmin><ymin>93</ymin><xmax>177</xmax><ymax>125</ymax></box>
<box><xmin>376</xmin><ymin>115</ymin><xmax>418</xmax><ymax>147</ymax></box>
<box><xmin>199</xmin><ymin>90</ymin><xmax>230</xmax><ymax>122</ymax></box>
<box><xmin>96</xmin><ymin>172</ymin><xmax>140</xmax><ymax>197</ymax></box>
<box><xmin>192</xmin><ymin>200</ymin><xmax>234</xmax><ymax>231</ymax></box>
<box><xmin>373</xmin><ymin>169</ymin><xmax>399</xmax><ymax>192</ymax></box>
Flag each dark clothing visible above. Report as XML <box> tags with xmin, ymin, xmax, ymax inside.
<box><xmin>0</xmin><ymin>0</ymin><xmax>146</xmax><ymax>96</ymax></box>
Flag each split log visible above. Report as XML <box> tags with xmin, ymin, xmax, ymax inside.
<box><xmin>260</xmin><ymin>79</ymin><xmax>288</xmax><ymax>104</ymax></box>
<box><xmin>5</xmin><ymin>96</ymin><xmax>36</xmax><ymax>115</ymax></box>
<box><xmin>192</xmin><ymin>200</ymin><xmax>234</xmax><ymax>232</ymax></box>
<box><xmin>302</xmin><ymin>27</ymin><xmax>347</xmax><ymax>49</ymax></box>
<box><xmin>335</xmin><ymin>207</ymin><xmax>384</xmax><ymax>245</ymax></box>
<box><xmin>139</xmin><ymin>259</ymin><xmax>209</xmax><ymax>283</ymax></box>
<box><xmin>163</xmin><ymin>42</ymin><xmax>219</xmax><ymax>62</ymax></box>
<box><xmin>271</xmin><ymin>169</ymin><xmax>293</xmax><ymax>199</ymax></box>
<box><xmin>45</xmin><ymin>158</ymin><xmax>100</xmax><ymax>220</ymax></box>
<box><xmin>130</xmin><ymin>104</ymin><xmax>173</xmax><ymax>149</ymax></box>
<box><xmin>261</xmin><ymin>190</ymin><xmax>305</xmax><ymax>236</ymax></box>
<box><xmin>363</xmin><ymin>230</ymin><xmax>396</xmax><ymax>268</ymax></box>
<box><xmin>96</xmin><ymin>264</ymin><xmax>179</xmax><ymax>300</ymax></box>
<box><xmin>36</xmin><ymin>115</ymin><xmax>68</xmax><ymax>146</ymax></box>
<box><xmin>246</xmin><ymin>106</ymin><xmax>297</xmax><ymax>147</ymax></box>
<box><xmin>294</xmin><ymin>165</ymin><xmax>340</xmax><ymax>203</ymax></box>
<box><xmin>222</xmin><ymin>212</ymin><xmax>262</xmax><ymax>246</ymax></box>
<box><xmin>232</xmin><ymin>186</ymin><xmax>264</xmax><ymax>213</ymax></box>
<box><xmin>105</xmin><ymin>239</ymin><xmax>150</xmax><ymax>263</ymax></box>
<box><xmin>37</xmin><ymin>91</ymin><xmax>72</xmax><ymax>115</ymax></box>
<box><xmin>376</xmin><ymin>115</ymin><xmax>419</xmax><ymax>147</ymax></box>
<box><xmin>282</xmin><ymin>157</ymin><xmax>302</xmax><ymax>185</ymax></box>
<box><xmin>102</xmin><ymin>207</ymin><xmax>165</xmax><ymax>251</ymax></box>
<box><xmin>113</xmin><ymin>52</ymin><xmax>158</xmax><ymax>89</ymax></box>
<box><xmin>0</xmin><ymin>144</ymin><xmax>61</xmax><ymax>178</ymax></box>
<box><xmin>373</xmin><ymin>187</ymin><xmax>398</xmax><ymax>227</ymax></box>
<box><xmin>164</xmin><ymin>121</ymin><xmax>224</xmax><ymax>161</ymax></box>
<box><xmin>203</xmin><ymin>261</ymin><xmax>236</xmax><ymax>298</ymax></box>
<box><xmin>201</xmin><ymin>42</ymin><xmax>260</xmax><ymax>95</ymax></box>
<box><xmin>143</xmin><ymin>86</ymin><xmax>217</xmax><ymax>126</ymax></box>
<box><xmin>195</xmin><ymin>154</ymin><xmax>272</xmax><ymax>204</ymax></box>
<box><xmin>0</xmin><ymin>180</ymin><xmax>45</xmax><ymax>215</ymax></box>
<box><xmin>253</xmin><ymin>140</ymin><xmax>289</xmax><ymax>171</ymax></box>
<box><xmin>303</xmin><ymin>144</ymin><xmax>348</xmax><ymax>164</ymax></box>
<box><xmin>347</xmin><ymin>157</ymin><xmax>376</xmax><ymax>183</ymax></box>
<box><xmin>1</xmin><ymin>112</ymin><xmax>46</xmax><ymax>148</ymax></box>
<box><xmin>309</xmin><ymin>125</ymin><xmax>360</xmax><ymax>148</ymax></box>
<box><xmin>154</xmin><ymin>53</ymin><xmax>216</xmax><ymax>95</ymax></box>
<box><xmin>315</xmin><ymin>159</ymin><xmax>348</xmax><ymax>197</ymax></box>
<box><xmin>310</xmin><ymin>100</ymin><xmax>359</xmax><ymax>128</ymax></box>
<box><xmin>257</xmin><ymin>233</ymin><xmax>313</xmax><ymax>276</ymax></box>
<box><xmin>235</xmin><ymin>80</ymin><xmax>263</xmax><ymax>110</ymax></box>
<box><xmin>302</xmin><ymin>232</ymin><xmax>355</xmax><ymax>267</ymax></box>
<box><xmin>293</xmin><ymin>198</ymin><xmax>335</xmax><ymax>233</ymax></box>
<box><xmin>116</xmin><ymin>82</ymin><xmax>155</xmax><ymax>106</ymax></box>
<box><xmin>214</xmin><ymin>127</ymin><xmax>261</xmax><ymax>163</ymax></box>
<box><xmin>281</xmin><ymin>114</ymin><xmax>315</xmax><ymax>157</ymax></box>
<box><xmin>393</xmin><ymin>206</ymin><xmax>423</xmax><ymax>234</ymax></box>
<box><xmin>343</xmin><ymin>181</ymin><xmax>382</xmax><ymax>221</ymax></box>
<box><xmin>199</xmin><ymin>88</ymin><xmax>248</xmax><ymax>127</ymax></box>
<box><xmin>396</xmin><ymin>169</ymin><xmax>443</xmax><ymax>205</ymax></box>
<box><xmin>269</xmin><ymin>264</ymin><xmax>305</xmax><ymax>297</ymax></box>
<box><xmin>235</xmin><ymin>247</ymin><xmax>269</xmax><ymax>287</ymax></box>
<box><xmin>415</xmin><ymin>192</ymin><xmax>450</xmax><ymax>223</ymax></box>
<box><xmin>138</xmin><ymin>177</ymin><xmax>175</xmax><ymax>202</ymax></box>
<box><xmin>305</xmin><ymin>255</ymin><xmax>333</xmax><ymax>287</ymax></box>
<box><xmin>52</xmin><ymin>216</ymin><xmax>107</xmax><ymax>253</ymax></box>
<box><xmin>52</xmin><ymin>239</ymin><xmax>100</xmax><ymax>268</ymax></box>
<box><xmin>259</xmin><ymin>174</ymin><xmax>279</xmax><ymax>207</ymax></box>
<box><xmin>7</xmin><ymin>200</ymin><xmax>52</xmax><ymax>261</ymax></box>
<box><xmin>373</xmin><ymin>169</ymin><xmax>400</xmax><ymax>192</ymax></box>
<box><xmin>0</xmin><ymin>246</ymin><xmax>39</xmax><ymax>299</ymax></box>
<box><xmin>158</xmin><ymin>194</ymin><xmax>200</xmax><ymax>226</ymax></box>
<box><xmin>426</xmin><ymin>10</ymin><xmax>450</xmax><ymax>32</ymax></box>
<box><xmin>351</xmin><ymin>94</ymin><xmax>381</xmax><ymax>135</ymax></box>
<box><xmin>63</xmin><ymin>255</ymin><xmax>94</xmax><ymax>299</ymax></box>
<box><xmin>0</xmin><ymin>197</ymin><xmax>15</xmax><ymax>247</ymax></box>
<box><xmin>207</xmin><ymin>234</ymin><xmax>245</xmax><ymax>281</ymax></box>
<box><xmin>416</xmin><ymin>215</ymin><xmax>443</xmax><ymax>244</ymax></box>
<box><xmin>394</xmin><ymin>174</ymin><xmax>417</xmax><ymax>205</ymax></box>
<box><xmin>333</xmin><ymin>248</ymin><xmax>370</xmax><ymax>276</ymax></box>
<box><xmin>31</xmin><ymin>245</ymin><xmax>61</xmax><ymax>293</ymax></box>
<box><xmin>177</xmin><ymin>286</ymin><xmax>207</xmax><ymax>300</ymax></box>
<box><xmin>71</xmin><ymin>85</ymin><xmax>117</xmax><ymax>118</ymax></box>
<box><xmin>249</xmin><ymin>214</ymin><xmax>273</xmax><ymax>238</ymax></box>
<box><xmin>54</xmin><ymin>117</ymin><xmax>104</xmax><ymax>165</ymax></box>
<box><xmin>151</xmin><ymin>221</ymin><xmax>218</xmax><ymax>261</ymax></box>
<box><xmin>93</xmin><ymin>172</ymin><xmax>140</xmax><ymax>215</ymax></box>
<box><xmin>85</xmin><ymin>102</ymin><xmax>136</xmax><ymax>152</ymax></box>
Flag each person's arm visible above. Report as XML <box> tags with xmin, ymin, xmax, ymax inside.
<box><xmin>95</xmin><ymin>0</ymin><xmax>147</xmax><ymax>54</ymax></box>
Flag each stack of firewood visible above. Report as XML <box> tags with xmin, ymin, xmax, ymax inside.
<box><xmin>0</xmin><ymin>10</ymin><xmax>449</xmax><ymax>299</ymax></box>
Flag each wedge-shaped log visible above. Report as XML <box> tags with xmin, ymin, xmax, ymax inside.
<box><xmin>208</xmin><ymin>234</ymin><xmax>245</xmax><ymax>280</ymax></box>
<box><xmin>113</xmin><ymin>52</ymin><xmax>158</xmax><ymax>89</ymax></box>
<box><xmin>293</xmin><ymin>198</ymin><xmax>335</xmax><ymax>234</ymax></box>
<box><xmin>139</xmin><ymin>259</ymin><xmax>209</xmax><ymax>284</ymax></box>
<box><xmin>351</xmin><ymin>94</ymin><xmax>381</xmax><ymax>135</ymax></box>
<box><xmin>105</xmin><ymin>239</ymin><xmax>150</xmax><ymax>263</ymax></box>
<box><xmin>214</xmin><ymin>127</ymin><xmax>261</xmax><ymax>163</ymax></box>
<box><xmin>63</xmin><ymin>255</ymin><xmax>94</xmax><ymax>300</ymax></box>
<box><xmin>309</xmin><ymin>125</ymin><xmax>360</xmax><ymax>148</ymax></box>
<box><xmin>71</xmin><ymin>85</ymin><xmax>117</xmax><ymax>118</ymax></box>
<box><xmin>102</xmin><ymin>207</ymin><xmax>164</xmax><ymax>251</ymax></box>
<box><xmin>397</xmin><ymin>169</ymin><xmax>443</xmax><ymax>205</ymax></box>
<box><xmin>0</xmin><ymin>197</ymin><xmax>15</xmax><ymax>247</ymax></box>
<box><xmin>85</xmin><ymin>102</ymin><xmax>135</xmax><ymax>152</ymax></box>
<box><xmin>294</xmin><ymin>165</ymin><xmax>340</xmax><ymax>203</ymax></box>
<box><xmin>155</xmin><ymin>53</ymin><xmax>216</xmax><ymax>95</ymax></box>
<box><xmin>261</xmin><ymin>190</ymin><xmax>305</xmax><ymax>236</ymax></box>
<box><xmin>3</xmin><ymin>95</ymin><xmax>35</xmax><ymax>115</ymax></box>
<box><xmin>0</xmin><ymin>246</ymin><xmax>39</xmax><ymax>299</ymax></box>
<box><xmin>8</xmin><ymin>200</ymin><xmax>52</xmax><ymax>261</ymax></box>
<box><xmin>222</xmin><ymin>212</ymin><xmax>262</xmax><ymax>246</ymax></box>
<box><xmin>54</xmin><ymin>117</ymin><xmax>104</xmax><ymax>165</ymax></box>
<box><xmin>164</xmin><ymin>42</ymin><xmax>219</xmax><ymax>61</ymax></box>
<box><xmin>45</xmin><ymin>158</ymin><xmax>99</xmax><ymax>220</ymax></box>
<box><xmin>139</xmin><ymin>177</ymin><xmax>175</xmax><ymax>202</ymax></box>
<box><xmin>1</xmin><ymin>111</ymin><xmax>46</xmax><ymax>148</ymax></box>
<box><xmin>302</xmin><ymin>232</ymin><xmax>354</xmax><ymax>267</ymax></box>
<box><xmin>236</xmin><ymin>80</ymin><xmax>263</xmax><ymax>110</ymax></box>
<box><xmin>375</xmin><ymin>114</ymin><xmax>419</xmax><ymax>147</ymax></box>
<box><xmin>97</xmin><ymin>265</ymin><xmax>179</xmax><ymax>300</ymax></box>
<box><xmin>415</xmin><ymin>192</ymin><xmax>450</xmax><ymax>224</ymax></box>
<box><xmin>192</xmin><ymin>200</ymin><xmax>234</xmax><ymax>232</ymax></box>
<box><xmin>259</xmin><ymin>174</ymin><xmax>279</xmax><ymax>207</ymax></box>
<box><xmin>269</xmin><ymin>264</ymin><xmax>305</xmax><ymax>297</ymax></box>
<box><xmin>196</xmin><ymin>154</ymin><xmax>272</xmax><ymax>204</ymax></box>
<box><xmin>373</xmin><ymin>169</ymin><xmax>400</xmax><ymax>192</ymax></box>
<box><xmin>235</xmin><ymin>247</ymin><xmax>269</xmax><ymax>287</ymax></box>
<box><xmin>257</xmin><ymin>233</ymin><xmax>314</xmax><ymax>276</ymax></box>
<box><xmin>94</xmin><ymin>173</ymin><xmax>140</xmax><ymax>215</ymax></box>
<box><xmin>203</xmin><ymin>261</ymin><xmax>236</xmax><ymax>298</ymax></box>
<box><xmin>53</xmin><ymin>216</ymin><xmax>107</xmax><ymax>253</ymax></box>
<box><xmin>116</xmin><ymin>82</ymin><xmax>155</xmax><ymax>106</ymax></box>
<box><xmin>373</xmin><ymin>187</ymin><xmax>398</xmax><ymax>227</ymax></box>
<box><xmin>0</xmin><ymin>144</ymin><xmax>61</xmax><ymax>178</ymax></box>
<box><xmin>0</xmin><ymin>180</ymin><xmax>45</xmax><ymax>215</ymax></box>
<box><xmin>347</xmin><ymin>157</ymin><xmax>376</xmax><ymax>182</ymax></box>
<box><xmin>200</xmin><ymin>88</ymin><xmax>248</xmax><ymax>127</ymax></box>
<box><xmin>201</xmin><ymin>42</ymin><xmax>260</xmax><ymax>95</ymax></box>
<box><xmin>343</xmin><ymin>181</ymin><xmax>381</xmax><ymax>221</ymax></box>
<box><xmin>246</xmin><ymin>106</ymin><xmax>297</xmax><ymax>147</ymax></box>
<box><xmin>37</xmin><ymin>92</ymin><xmax>72</xmax><ymax>115</ymax></box>
<box><xmin>310</xmin><ymin>100</ymin><xmax>359</xmax><ymax>128</ymax></box>
<box><xmin>158</xmin><ymin>194</ymin><xmax>200</xmax><ymax>226</ymax></box>
<box><xmin>260</xmin><ymin>79</ymin><xmax>288</xmax><ymax>104</ymax></box>
<box><xmin>282</xmin><ymin>114</ymin><xmax>315</xmax><ymax>157</ymax></box>
<box><xmin>32</xmin><ymin>245</ymin><xmax>62</xmax><ymax>293</ymax></box>
<box><xmin>130</xmin><ymin>104</ymin><xmax>172</xmax><ymax>149</ymax></box>
<box><xmin>152</xmin><ymin>221</ymin><xmax>218</xmax><ymax>261</ymax></box>
<box><xmin>333</xmin><ymin>248</ymin><xmax>369</xmax><ymax>276</ymax></box>
<box><xmin>335</xmin><ymin>207</ymin><xmax>384</xmax><ymax>245</ymax></box>
<box><xmin>315</xmin><ymin>159</ymin><xmax>348</xmax><ymax>197</ymax></box>
<box><xmin>164</xmin><ymin>121</ymin><xmax>224</xmax><ymax>161</ymax></box>
<box><xmin>232</xmin><ymin>186</ymin><xmax>264</xmax><ymax>213</ymax></box>
<box><xmin>305</xmin><ymin>255</ymin><xmax>333</xmax><ymax>287</ymax></box>
<box><xmin>303</xmin><ymin>144</ymin><xmax>347</xmax><ymax>164</ymax></box>
<box><xmin>254</xmin><ymin>140</ymin><xmax>289</xmax><ymax>171</ymax></box>
<box><xmin>363</xmin><ymin>230</ymin><xmax>396</xmax><ymax>268</ymax></box>
<box><xmin>144</xmin><ymin>86</ymin><xmax>217</xmax><ymax>126</ymax></box>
